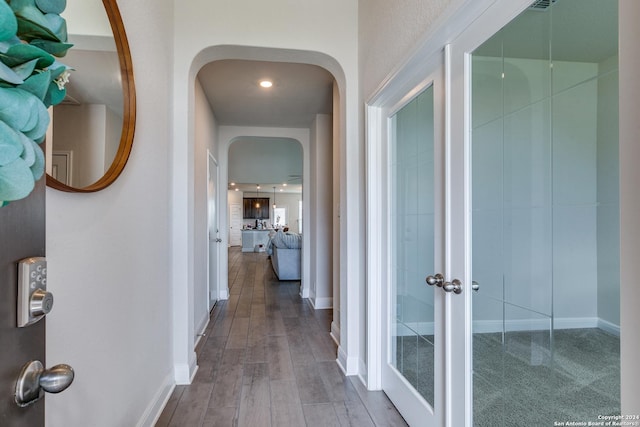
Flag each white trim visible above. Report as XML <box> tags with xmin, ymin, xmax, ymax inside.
<box><xmin>394</xmin><ymin>317</ymin><xmax>620</xmax><ymax>336</ymax></box>
<box><xmin>336</xmin><ymin>345</ymin><xmax>348</xmax><ymax>375</ymax></box>
<box><xmin>330</xmin><ymin>320</ymin><xmax>340</xmax><ymax>346</ymax></box>
<box><xmin>365</xmin><ymin>103</ymin><xmax>383</xmax><ymax>390</ymax></box>
<box><xmin>310</xmin><ymin>296</ymin><xmax>333</xmax><ymax>310</ymax></box>
<box><xmin>472</xmin><ymin>317</ymin><xmax>600</xmax><ymax>334</ymax></box>
<box><xmin>195</xmin><ymin>316</ymin><xmax>209</xmax><ymax>347</ymax></box>
<box><xmin>136</xmin><ymin>373</ymin><xmax>175</xmax><ymax>427</ymax></box>
<box><xmin>366</xmin><ymin>55</ymin><xmax>446</xmax><ymax>425</ymax></box>
<box><xmin>174</xmin><ymin>351</ymin><xmax>198</xmax><ymax>385</ymax></box>
<box><xmin>598</xmin><ymin>318</ymin><xmax>621</xmax><ymax>337</ymax></box>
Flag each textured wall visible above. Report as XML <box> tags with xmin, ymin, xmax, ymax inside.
<box><xmin>358</xmin><ymin>0</ymin><xmax>452</xmax><ymax>100</ymax></box>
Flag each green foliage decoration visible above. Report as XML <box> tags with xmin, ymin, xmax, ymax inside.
<box><xmin>0</xmin><ymin>0</ymin><xmax>71</xmax><ymax>205</ymax></box>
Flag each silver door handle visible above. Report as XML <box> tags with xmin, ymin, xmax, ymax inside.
<box><xmin>425</xmin><ymin>273</ymin><xmax>444</xmax><ymax>287</ymax></box>
<box><xmin>15</xmin><ymin>360</ymin><xmax>74</xmax><ymax>407</ymax></box>
<box><xmin>472</xmin><ymin>281</ymin><xmax>480</xmax><ymax>291</ymax></box>
<box><xmin>443</xmin><ymin>279</ymin><xmax>462</xmax><ymax>294</ymax></box>
<box><xmin>215</xmin><ymin>238</ymin><xmax>222</xmax><ymax>243</ymax></box>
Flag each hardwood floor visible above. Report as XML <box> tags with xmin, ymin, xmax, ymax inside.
<box><xmin>156</xmin><ymin>247</ymin><xmax>407</xmax><ymax>427</ymax></box>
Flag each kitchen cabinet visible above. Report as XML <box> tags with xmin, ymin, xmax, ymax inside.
<box><xmin>243</xmin><ymin>198</ymin><xmax>270</xmax><ymax>219</ymax></box>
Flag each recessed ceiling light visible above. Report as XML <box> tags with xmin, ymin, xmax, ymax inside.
<box><xmin>259</xmin><ymin>80</ymin><xmax>273</xmax><ymax>88</ymax></box>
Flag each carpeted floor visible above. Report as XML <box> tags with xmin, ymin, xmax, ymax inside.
<box><xmin>396</xmin><ymin>328</ymin><xmax>620</xmax><ymax>426</ymax></box>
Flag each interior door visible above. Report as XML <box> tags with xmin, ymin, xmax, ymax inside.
<box><xmin>207</xmin><ymin>152</ymin><xmax>219</xmax><ymax>309</ymax></box>
<box><xmin>380</xmin><ymin>58</ymin><xmax>452</xmax><ymax>427</ymax></box>
<box><xmin>229</xmin><ymin>203</ymin><xmax>242</xmax><ymax>246</ymax></box>
<box><xmin>0</xmin><ymin>181</ymin><xmax>46</xmax><ymax>426</ymax></box>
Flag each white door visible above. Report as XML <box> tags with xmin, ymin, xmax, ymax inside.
<box><xmin>207</xmin><ymin>153</ymin><xmax>219</xmax><ymax>309</ymax></box>
<box><xmin>368</xmin><ymin>54</ymin><xmax>457</xmax><ymax>427</ymax></box>
<box><xmin>229</xmin><ymin>203</ymin><xmax>242</xmax><ymax>246</ymax></box>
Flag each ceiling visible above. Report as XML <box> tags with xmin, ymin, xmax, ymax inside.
<box><xmin>227</xmin><ymin>137</ymin><xmax>303</xmax><ymax>194</ymax></box>
<box><xmin>61</xmin><ymin>35</ymin><xmax>122</xmax><ymax>115</ymax></box>
<box><xmin>197</xmin><ymin>59</ymin><xmax>334</xmax><ymax>193</ymax></box>
<box><xmin>197</xmin><ymin>59</ymin><xmax>334</xmax><ymax>128</ymax></box>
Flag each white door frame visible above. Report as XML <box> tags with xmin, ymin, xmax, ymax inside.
<box><xmin>207</xmin><ymin>151</ymin><xmax>219</xmax><ymax>311</ymax></box>
<box><xmin>366</xmin><ymin>0</ymin><xmax>493</xmax><ymax>427</ymax></box>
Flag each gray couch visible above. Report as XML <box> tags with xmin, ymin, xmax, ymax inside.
<box><xmin>271</xmin><ymin>246</ymin><xmax>301</xmax><ymax>280</ymax></box>
<box><xmin>268</xmin><ymin>231</ymin><xmax>302</xmax><ymax>280</ymax></box>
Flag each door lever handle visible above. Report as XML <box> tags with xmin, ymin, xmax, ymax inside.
<box><xmin>15</xmin><ymin>360</ymin><xmax>74</xmax><ymax>407</ymax></box>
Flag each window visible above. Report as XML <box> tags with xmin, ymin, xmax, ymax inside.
<box><xmin>273</xmin><ymin>207</ymin><xmax>287</xmax><ymax>227</ymax></box>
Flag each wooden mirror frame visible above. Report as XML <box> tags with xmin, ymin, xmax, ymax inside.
<box><xmin>46</xmin><ymin>0</ymin><xmax>136</xmax><ymax>193</ymax></box>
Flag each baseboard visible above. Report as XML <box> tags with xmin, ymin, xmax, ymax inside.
<box><xmin>336</xmin><ymin>345</ymin><xmax>348</xmax><ymax>375</ymax></box>
<box><xmin>358</xmin><ymin>358</ymin><xmax>367</xmax><ymax>383</ymax></box>
<box><xmin>310</xmin><ymin>296</ymin><xmax>333</xmax><ymax>310</ymax></box>
<box><xmin>336</xmin><ymin>345</ymin><xmax>359</xmax><ymax>376</ymax></box>
<box><xmin>330</xmin><ymin>321</ymin><xmax>340</xmax><ymax>346</ymax></box>
<box><xmin>219</xmin><ymin>288</ymin><xmax>229</xmax><ymax>300</ymax></box>
<box><xmin>598</xmin><ymin>318</ymin><xmax>620</xmax><ymax>336</ymax></box>
<box><xmin>472</xmin><ymin>317</ymin><xmax>599</xmax><ymax>334</ymax></box>
<box><xmin>300</xmin><ymin>285</ymin><xmax>310</xmax><ymax>299</ymax></box>
<box><xmin>195</xmin><ymin>315</ymin><xmax>210</xmax><ymax>347</ymax></box>
<box><xmin>136</xmin><ymin>372</ymin><xmax>175</xmax><ymax>427</ymax></box>
<box><xmin>396</xmin><ymin>317</ymin><xmax>620</xmax><ymax>336</ymax></box>
<box><xmin>174</xmin><ymin>351</ymin><xmax>198</xmax><ymax>385</ymax></box>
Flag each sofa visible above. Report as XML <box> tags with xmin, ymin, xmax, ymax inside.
<box><xmin>268</xmin><ymin>231</ymin><xmax>302</xmax><ymax>280</ymax></box>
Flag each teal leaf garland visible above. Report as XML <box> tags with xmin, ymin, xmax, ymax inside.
<box><xmin>0</xmin><ymin>0</ymin><xmax>72</xmax><ymax>206</ymax></box>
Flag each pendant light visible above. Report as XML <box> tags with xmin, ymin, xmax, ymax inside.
<box><xmin>272</xmin><ymin>186</ymin><xmax>277</xmax><ymax>209</ymax></box>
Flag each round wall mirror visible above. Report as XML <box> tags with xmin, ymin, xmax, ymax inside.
<box><xmin>46</xmin><ymin>0</ymin><xmax>136</xmax><ymax>192</ymax></box>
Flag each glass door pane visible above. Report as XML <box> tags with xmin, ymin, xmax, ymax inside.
<box><xmin>471</xmin><ymin>1</ymin><xmax>620</xmax><ymax>425</ymax></box>
<box><xmin>384</xmin><ymin>83</ymin><xmax>439</xmax><ymax>426</ymax></box>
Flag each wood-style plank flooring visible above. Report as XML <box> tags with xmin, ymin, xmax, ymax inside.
<box><xmin>156</xmin><ymin>247</ymin><xmax>407</xmax><ymax>427</ymax></box>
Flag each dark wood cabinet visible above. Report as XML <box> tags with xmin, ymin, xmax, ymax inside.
<box><xmin>243</xmin><ymin>198</ymin><xmax>269</xmax><ymax>219</ymax></box>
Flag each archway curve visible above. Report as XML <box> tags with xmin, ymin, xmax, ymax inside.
<box><xmin>224</xmin><ymin>133</ymin><xmax>309</xmax><ymax>298</ymax></box>
<box><xmin>188</xmin><ymin>44</ymin><xmax>346</xmax><ymax>307</ymax></box>
<box><xmin>172</xmin><ymin>44</ymin><xmax>352</xmax><ymax>384</ymax></box>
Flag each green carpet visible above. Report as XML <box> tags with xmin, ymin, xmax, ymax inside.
<box><xmin>396</xmin><ymin>328</ymin><xmax>620</xmax><ymax>426</ymax></box>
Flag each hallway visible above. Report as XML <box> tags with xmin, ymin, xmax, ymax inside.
<box><xmin>156</xmin><ymin>248</ymin><xmax>407</xmax><ymax>426</ymax></box>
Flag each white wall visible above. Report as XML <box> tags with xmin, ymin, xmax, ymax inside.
<box><xmin>53</xmin><ymin>104</ymin><xmax>115</xmax><ymax>187</ymax></box>
<box><xmin>45</xmin><ymin>1</ymin><xmax>176</xmax><ymax>426</ymax></box>
<box><xmin>193</xmin><ymin>78</ymin><xmax>219</xmax><ymax>342</ymax></box>
<box><xmin>359</xmin><ymin>0</ymin><xmax>452</xmax><ymax>99</ymax></box>
<box><xmin>172</xmin><ymin>0</ymin><xmax>361</xmax><ymax>378</ymax></box>
<box><xmin>310</xmin><ymin>114</ymin><xmax>333</xmax><ymax>309</ymax></box>
<box><xmin>471</xmin><ymin>56</ymin><xmax>620</xmax><ymax>332</ymax></box>
<box><xmin>597</xmin><ymin>55</ymin><xmax>620</xmax><ymax>327</ymax></box>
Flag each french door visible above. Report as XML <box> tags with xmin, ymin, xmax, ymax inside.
<box><xmin>368</xmin><ymin>1</ymin><xmax>624</xmax><ymax>426</ymax></box>
<box><xmin>367</xmin><ymin>52</ymin><xmax>468</xmax><ymax>427</ymax></box>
